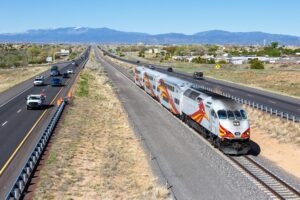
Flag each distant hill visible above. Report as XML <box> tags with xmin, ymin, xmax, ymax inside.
<box><xmin>0</xmin><ymin>27</ymin><xmax>299</xmax><ymax>45</ymax></box>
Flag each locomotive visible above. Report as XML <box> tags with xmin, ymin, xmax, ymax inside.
<box><xmin>134</xmin><ymin>66</ymin><xmax>251</xmax><ymax>155</ymax></box>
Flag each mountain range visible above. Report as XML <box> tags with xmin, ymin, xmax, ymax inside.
<box><xmin>0</xmin><ymin>27</ymin><xmax>299</xmax><ymax>45</ymax></box>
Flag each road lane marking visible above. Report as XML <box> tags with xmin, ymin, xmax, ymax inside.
<box><xmin>17</xmin><ymin>109</ymin><xmax>22</xmax><ymax>113</ymax></box>
<box><xmin>268</xmin><ymin>100</ymin><xmax>276</xmax><ymax>104</ymax></box>
<box><xmin>0</xmin><ymin>86</ymin><xmax>65</xmax><ymax>175</ymax></box>
<box><xmin>2</xmin><ymin>121</ymin><xmax>8</xmax><ymax>126</ymax></box>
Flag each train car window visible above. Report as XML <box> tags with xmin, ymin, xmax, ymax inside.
<box><xmin>153</xmin><ymin>85</ymin><xmax>156</xmax><ymax>90</ymax></box>
<box><xmin>217</xmin><ymin>110</ymin><xmax>227</xmax><ymax>119</ymax></box>
<box><xmin>211</xmin><ymin>110</ymin><xmax>217</xmax><ymax>118</ymax></box>
<box><xmin>174</xmin><ymin>98</ymin><xmax>180</xmax><ymax>105</ymax></box>
<box><xmin>234</xmin><ymin>110</ymin><xmax>242</xmax><ymax>120</ymax></box>
<box><xmin>227</xmin><ymin>110</ymin><xmax>235</xmax><ymax>120</ymax></box>
<box><xmin>157</xmin><ymin>87</ymin><xmax>160</xmax><ymax>92</ymax></box>
<box><xmin>240</xmin><ymin>110</ymin><xmax>247</xmax><ymax>119</ymax></box>
<box><xmin>184</xmin><ymin>89</ymin><xmax>192</xmax><ymax>97</ymax></box>
<box><xmin>188</xmin><ymin>91</ymin><xmax>200</xmax><ymax>100</ymax></box>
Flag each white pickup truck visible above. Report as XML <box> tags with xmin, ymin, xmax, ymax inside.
<box><xmin>26</xmin><ymin>94</ymin><xmax>45</xmax><ymax>110</ymax></box>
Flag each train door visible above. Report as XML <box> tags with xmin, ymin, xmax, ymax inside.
<box><xmin>210</xmin><ymin>109</ymin><xmax>218</xmax><ymax>136</ymax></box>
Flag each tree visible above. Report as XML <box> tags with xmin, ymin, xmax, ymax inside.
<box><xmin>249</xmin><ymin>59</ymin><xmax>264</xmax><ymax>69</ymax></box>
<box><xmin>138</xmin><ymin>51</ymin><xmax>144</xmax><ymax>57</ymax></box>
<box><xmin>271</xmin><ymin>42</ymin><xmax>279</xmax><ymax>49</ymax></box>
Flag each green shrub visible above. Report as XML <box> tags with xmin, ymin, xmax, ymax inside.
<box><xmin>249</xmin><ymin>59</ymin><xmax>264</xmax><ymax>69</ymax></box>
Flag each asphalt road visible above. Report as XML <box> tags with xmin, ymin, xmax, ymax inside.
<box><xmin>94</xmin><ymin>47</ymin><xmax>269</xmax><ymax>200</ymax></box>
<box><xmin>0</xmin><ymin>51</ymin><xmax>88</xmax><ymax>177</ymax></box>
<box><xmin>101</xmin><ymin>47</ymin><xmax>300</xmax><ymax>120</ymax></box>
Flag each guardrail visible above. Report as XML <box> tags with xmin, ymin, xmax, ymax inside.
<box><xmin>100</xmin><ymin>47</ymin><xmax>300</xmax><ymax>124</ymax></box>
<box><xmin>5</xmin><ymin>101</ymin><xmax>65</xmax><ymax>200</ymax></box>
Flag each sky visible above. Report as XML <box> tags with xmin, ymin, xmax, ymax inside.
<box><xmin>0</xmin><ymin>0</ymin><xmax>299</xmax><ymax>36</ymax></box>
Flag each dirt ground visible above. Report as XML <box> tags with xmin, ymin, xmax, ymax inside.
<box><xmin>33</xmin><ymin>51</ymin><xmax>169</xmax><ymax>200</ymax></box>
<box><xmin>245</xmin><ymin>106</ymin><xmax>300</xmax><ymax>179</ymax></box>
<box><xmin>0</xmin><ymin>66</ymin><xmax>49</xmax><ymax>93</ymax></box>
<box><xmin>106</xmin><ymin>55</ymin><xmax>300</xmax><ymax>180</ymax></box>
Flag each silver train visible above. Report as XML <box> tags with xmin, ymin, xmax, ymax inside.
<box><xmin>134</xmin><ymin>66</ymin><xmax>251</xmax><ymax>155</ymax></box>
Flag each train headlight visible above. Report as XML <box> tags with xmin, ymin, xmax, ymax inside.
<box><xmin>241</xmin><ymin>128</ymin><xmax>250</xmax><ymax>139</ymax></box>
<box><xmin>233</xmin><ymin>121</ymin><xmax>240</xmax><ymax>126</ymax></box>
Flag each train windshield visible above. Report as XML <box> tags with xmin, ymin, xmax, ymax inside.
<box><xmin>217</xmin><ymin>110</ymin><xmax>227</xmax><ymax>119</ymax></box>
<box><xmin>240</xmin><ymin>110</ymin><xmax>247</xmax><ymax>119</ymax></box>
<box><xmin>227</xmin><ymin>111</ymin><xmax>235</xmax><ymax>120</ymax></box>
<box><xmin>234</xmin><ymin>110</ymin><xmax>242</xmax><ymax>120</ymax></box>
<box><xmin>218</xmin><ymin>110</ymin><xmax>247</xmax><ymax>120</ymax></box>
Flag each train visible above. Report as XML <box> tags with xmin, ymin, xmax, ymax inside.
<box><xmin>134</xmin><ymin>66</ymin><xmax>251</xmax><ymax>155</ymax></box>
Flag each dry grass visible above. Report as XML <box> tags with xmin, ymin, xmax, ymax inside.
<box><xmin>33</xmin><ymin>50</ymin><xmax>170</xmax><ymax>200</ymax></box>
<box><xmin>203</xmin><ymin>70</ymin><xmax>300</xmax><ymax>97</ymax></box>
<box><xmin>0</xmin><ymin>66</ymin><xmax>49</xmax><ymax>93</ymax></box>
<box><xmin>244</xmin><ymin>105</ymin><xmax>300</xmax><ymax>145</ymax></box>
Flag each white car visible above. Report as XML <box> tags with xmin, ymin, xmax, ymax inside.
<box><xmin>67</xmin><ymin>69</ymin><xmax>73</xmax><ymax>74</ymax></box>
<box><xmin>33</xmin><ymin>76</ymin><xmax>45</xmax><ymax>86</ymax></box>
<box><xmin>26</xmin><ymin>94</ymin><xmax>45</xmax><ymax>110</ymax></box>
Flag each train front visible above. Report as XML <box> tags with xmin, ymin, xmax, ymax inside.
<box><xmin>216</xmin><ymin>103</ymin><xmax>251</xmax><ymax>155</ymax></box>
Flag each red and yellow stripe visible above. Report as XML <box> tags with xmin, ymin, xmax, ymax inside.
<box><xmin>189</xmin><ymin>101</ymin><xmax>208</xmax><ymax>123</ymax></box>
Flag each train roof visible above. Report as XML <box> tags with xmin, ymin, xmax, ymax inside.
<box><xmin>191</xmin><ymin>86</ymin><xmax>228</xmax><ymax>99</ymax></box>
<box><xmin>144</xmin><ymin>68</ymin><xmax>166</xmax><ymax>77</ymax></box>
<box><xmin>163</xmin><ymin>76</ymin><xmax>191</xmax><ymax>87</ymax></box>
<box><xmin>188</xmin><ymin>86</ymin><xmax>242</xmax><ymax>110</ymax></box>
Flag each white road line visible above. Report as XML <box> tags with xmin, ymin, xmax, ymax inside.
<box><xmin>0</xmin><ymin>87</ymin><xmax>31</xmax><ymax>109</ymax></box>
<box><xmin>268</xmin><ymin>100</ymin><xmax>276</xmax><ymax>104</ymax></box>
<box><xmin>2</xmin><ymin>121</ymin><xmax>8</xmax><ymax>126</ymax></box>
<box><xmin>17</xmin><ymin>109</ymin><xmax>22</xmax><ymax>113</ymax></box>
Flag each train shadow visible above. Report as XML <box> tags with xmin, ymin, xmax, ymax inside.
<box><xmin>248</xmin><ymin>140</ymin><xmax>261</xmax><ymax>156</ymax></box>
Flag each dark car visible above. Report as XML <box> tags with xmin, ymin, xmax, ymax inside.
<box><xmin>167</xmin><ymin>67</ymin><xmax>173</xmax><ymax>72</ymax></box>
<box><xmin>149</xmin><ymin>65</ymin><xmax>155</xmax><ymax>70</ymax></box>
<box><xmin>51</xmin><ymin>78</ymin><xmax>62</xmax><ymax>86</ymax></box>
<box><xmin>193</xmin><ymin>71</ymin><xmax>204</xmax><ymax>79</ymax></box>
<box><xmin>136</xmin><ymin>60</ymin><xmax>140</xmax><ymax>64</ymax></box>
<box><xmin>63</xmin><ymin>72</ymin><xmax>69</xmax><ymax>78</ymax></box>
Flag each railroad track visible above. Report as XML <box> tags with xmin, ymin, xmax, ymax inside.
<box><xmin>229</xmin><ymin>156</ymin><xmax>300</xmax><ymax>200</ymax></box>
<box><xmin>97</xmin><ymin>48</ymin><xmax>300</xmax><ymax>200</ymax></box>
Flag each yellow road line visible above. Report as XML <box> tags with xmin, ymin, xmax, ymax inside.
<box><xmin>0</xmin><ymin>86</ymin><xmax>64</xmax><ymax>175</ymax></box>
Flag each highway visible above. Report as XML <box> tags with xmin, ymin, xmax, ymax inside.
<box><xmin>94</xmin><ymin>47</ymin><xmax>270</xmax><ymax>199</ymax></box>
<box><xmin>0</xmin><ymin>49</ymin><xmax>89</xmax><ymax>199</ymax></box>
<box><xmin>100</xmin><ymin>47</ymin><xmax>300</xmax><ymax>120</ymax></box>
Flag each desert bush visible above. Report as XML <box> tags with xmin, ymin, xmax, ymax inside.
<box><xmin>250</xmin><ymin>59</ymin><xmax>264</xmax><ymax>69</ymax></box>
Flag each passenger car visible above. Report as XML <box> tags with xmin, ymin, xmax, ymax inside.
<box><xmin>51</xmin><ymin>78</ymin><xmax>62</xmax><ymax>86</ymax></box>
<box><xmin>33</xmin><ymin>76</ymin><xmax>45</xmax><ymax>86</ymax></box>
